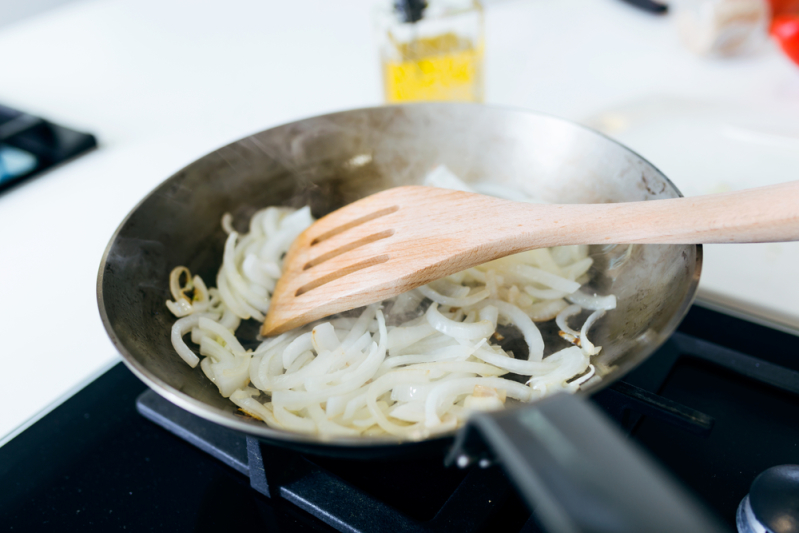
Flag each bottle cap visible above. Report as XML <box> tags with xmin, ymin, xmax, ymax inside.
<box><xmin>394</xmin><ymin>0</ymin><xmax>427</xmax><ymax>23</ymax></box>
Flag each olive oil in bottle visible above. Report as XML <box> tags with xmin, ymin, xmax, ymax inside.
<box><xmin>379</xmin><ymin>1</ymin><xmax>484</xmax><ymax>103</ymax></box>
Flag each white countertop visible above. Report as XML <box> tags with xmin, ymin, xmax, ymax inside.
<box><xmin>2</xmin><ymin>0</ymin><xmax>798</xmax><ymax>442</ymax></box>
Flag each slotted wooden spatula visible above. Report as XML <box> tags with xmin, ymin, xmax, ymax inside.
<box><xmin>262</xmin><ymin>182</ymin><xmax>799</xmax><ymax>336</ymax></box>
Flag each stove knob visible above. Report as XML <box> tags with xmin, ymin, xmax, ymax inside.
<box><xmin>737</xmin><ymin>465</ymin><xmax>799</xmax><ymax>533</ymax></box>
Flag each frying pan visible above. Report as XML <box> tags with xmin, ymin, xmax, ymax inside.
<box><xmin>98</xmin><ymin>104</ymin><xmax>725</xmax><ymax>532</ymax></box>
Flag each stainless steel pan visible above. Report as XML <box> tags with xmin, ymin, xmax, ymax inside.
<box><xmin>97</xmin><ymin>104</ymin><xmax>723</xmax><ymax>532</ymax></box>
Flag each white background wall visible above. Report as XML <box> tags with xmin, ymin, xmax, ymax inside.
<box><xmin>0</xmin><ymin>0</ymin><xmax>80</xmax><ymax>28</ymax></box>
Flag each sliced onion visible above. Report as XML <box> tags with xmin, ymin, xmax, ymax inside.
<box><xmin>511</xmin><ymin>264</ymin><xmax>580</xmax><ymax>293</ymax></box>
<box><xmin>426</xmin><ymin>303</ymin><xmax>494</xmax><ymax>340</ymax></box>
<box><xmin>417</xmin><ymin>284</ymin><xmax>490</xmax><ymax>308</ymax></box>
<box><xmin>169</xmin><ymin>266</ymin><xmax>192</xmax><ymax>302</ymax></box>
<box><xmin>306</xmin><ymin>403</ymin><xmax>362</xmax><ymax>437</ymax></box>
<box><xmin>567</xmin><ymin>291</ymin><xmax>617</xmax><ymax>311</ymax></box>
<box><xmin>312</xmin><ymin>322</ymin><xmax>340</xmax><ymax>353</ymax></box>
<box><xmin>222</xmin><ymin>233</ymin><xmax>267</xmax><ymax>311</ymax></box>
<box><xmin>272</xmin><ymin>404</ymin><xmax>316</xmax><ymax>433</ymax></box>
<box><xmin>556</xmin><ymin>304</ymin><xmax>582</xmax><ymax>337</ymax></box>
<box><xmin>165</xmin><ymin>190</ymin><xmax>618</xmax><ymax>439</ymax></box>
<box><xmin>387</xmin><ymin>323</ymin><xmax>436</xmax><ymax>353</ymax></box>
<box><xmin>259</xmin><ymin>206</ymin><xmax>313</xmax><ymax>263</ymax></box>
<box><xmin>171</xmin><ymin>313</ymin><xmax>217</xmax><ymax>367</ymax></box>
<box><xmin>340</xmin><ymin>305</ymin><xmax>377</xmax><ymax>350</ymax></box>
<box><xmin>221</xmin><ymin>213</ymin><xmax>235</xmax><ymax>235</ymax></box>
<box><xmin>471</xmin><ymin>347</ymin><xmax>557</xmax><ymax>375</ymax></box>
<box><xmin>425</xmin><ymin>377</ymin><xmax>535</xmax><ymax>427</ymax></box>
<box><xmin>198</xmin><ymin>317</ymin><xmax>246</xmax><ymax>355</ymax></box>
<box><xmin>580</xmin><ymin>309</ymin><xmax>606</xmax><ymax>356</ymax></box>
<box><xmin>366</xmin><ymin>370</ymin><xmax>430</xmax><ymax>437</ymax></box>
<box><xmin>563</xmin><ymin>257</ymin><xmax>594</xmax><ymax>280</ymax></box>
<box><xmin>526</xmin><ymin>299</ymin><xmax>569</xmax><ymax>322</ymax></box>
<box><xmin>480</xmin><ymin>299</ymin><xmax>544</xmax><ymax>362</ymax></box>
<box><xmin>281</xmin><ymin>332</ymin><xmax>314</xmax><ymax>369</ymax></box>
<box><xmin>527</xmin><ymin>347</ymin><xmax>589</xmax><ymax>393</ymax></box>
<box><xmin>166</xmin><ymin>298</ymin><xmax>193</xmax><ymax>318</ymax></box>
<box><xmin>230</xmin><ymin>388</ymin><xmax>281</xmax><ymax>427</ymax></box>
<box><xmin>523</xmin><ymin>285</ymin><xmax>568</xmax><ymax>301</ymax></box>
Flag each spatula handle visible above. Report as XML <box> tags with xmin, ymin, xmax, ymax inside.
<box><xmin>509</xmin><ymin>180</ymin><xmax>799</xmax><ymax>248</ymax></box>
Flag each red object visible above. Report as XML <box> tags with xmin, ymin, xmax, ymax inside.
<box><xmin>771</xmin><ymin>14</ymin><xmax>799</xmax><ymax>65</ymax></box>
<box><xmin>769</xmin><ymin>0</ymin><xmax>799</xmax><ymax>15</ymax></box>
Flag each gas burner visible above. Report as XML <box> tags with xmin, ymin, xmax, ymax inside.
<box><xmin>136</xmin><ymin>376</ymin><xmax>717</xmax><ymax>533</ymax></box>
<box><xmin>5</xmin><ymin>306</ymin><xmax>799</xmax><ymax>531</ymax></box>
<box><xmin>137</xmin><ymin>388</ymin><xmax>514</xmax><ymax>533</ymax></box>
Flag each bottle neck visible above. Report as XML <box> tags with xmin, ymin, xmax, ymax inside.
<box><xmin>394</xmin><ymin>0</ymin><xmax>427</xmax><ymax>23</ymax></box>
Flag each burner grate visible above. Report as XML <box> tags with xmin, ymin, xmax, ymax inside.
<box><xmin>136</xmin><ymin>362</ymin><xmax>717</xmax><ymax>533</ymax></box>
<box><xmin>137</xmin><ymin>390</ymin><xmax>511</xmax><ymax>533</ymax></box>
<box><xmin>7</xmin><ymin>305</ymin><xmax>799</xmax><ymax>531</ymax></box>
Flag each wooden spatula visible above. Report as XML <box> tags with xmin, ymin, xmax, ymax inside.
<box><xmin>262</xmin><ymin>182</ymin><xmax>799</xmax><ymax>336</ymax></box>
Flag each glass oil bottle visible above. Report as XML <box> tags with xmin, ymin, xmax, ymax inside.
<box><xmin>377</xmin><ymin>0</ymin><xmax>484</xmax><ymax>103</ymax></box>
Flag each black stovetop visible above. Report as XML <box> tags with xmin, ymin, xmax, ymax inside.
<box><xmin>3</xmin><ymin>305</ymin><xmax>799</xmax><ymax>532</ymax></box>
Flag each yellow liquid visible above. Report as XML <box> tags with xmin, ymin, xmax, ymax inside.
<box><xmin>384</xmin><ymin>33</ymin><xmax>483</xmax><ymax>103</ymax></box>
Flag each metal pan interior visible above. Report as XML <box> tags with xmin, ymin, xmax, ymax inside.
<box><xmin>97</xmin><ymin>103</ymin><xmax>701</xmax><ymax>458</ymax></box>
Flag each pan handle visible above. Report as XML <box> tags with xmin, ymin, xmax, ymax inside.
<box><xmin>446</xmin><ymin>392</ymin><xmax>729</xmax><ymax>533</ymax></box>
